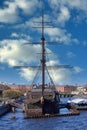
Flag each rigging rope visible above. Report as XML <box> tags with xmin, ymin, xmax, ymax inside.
<box><xmin>45</xmin><ymin>49</ymin><xmax>56</xmax><ymax>86</ymax></box>
<box><xmin>45</xmin><ymin>66</ymin><xmax>55</xmax><ymax>88</ymax></box>
<box><xmin>31</xmin><ymin>65</ymin><xmax>41</xmax><ymax>86</ymax></box>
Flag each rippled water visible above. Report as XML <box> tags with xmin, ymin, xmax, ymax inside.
<box><xmin>0</xmin><ymin>98</ymin><xmax>87</xmax><ymax>130</ymax></box>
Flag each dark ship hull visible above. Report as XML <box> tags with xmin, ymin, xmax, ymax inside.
<box><xmin>43</xmin><ymin>98</ymin><xmax>59</xmax><ymax>114</ymax></box>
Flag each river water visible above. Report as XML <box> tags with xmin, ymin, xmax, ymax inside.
<box><xmin>0</xmin><ymin>98</ymin><xmax>87</xmax><ymax>130</ymax></box>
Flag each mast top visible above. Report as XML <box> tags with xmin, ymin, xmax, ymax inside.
<box><xmin>41</xmin><ymin>8</ymin><xmax>45</xmax><ymax>41</ymax></box>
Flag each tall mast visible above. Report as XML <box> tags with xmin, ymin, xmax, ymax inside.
<box><xmin>41</xmin><ymin>9</ymin><xmax>45</xmax><ymax>97</ymax></box>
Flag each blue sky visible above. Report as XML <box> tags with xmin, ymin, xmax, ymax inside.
<box><xmin>0</xmin><ymin>0</ymin><xmax>87</xmax><ymax>85</ymax></box>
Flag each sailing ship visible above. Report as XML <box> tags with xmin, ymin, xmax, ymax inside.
<box><xmin>15</xmin><ymin>10</ymin><xmax>73</xmax><ymax>118</ymax></box>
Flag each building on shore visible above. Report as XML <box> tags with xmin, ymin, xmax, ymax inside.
<box><xmin>9</xmin><ymin>85</ymin><xmax>32</xmax><ymax>94</ymax></box>
<box><xmin>56</xmin><ymin>85</ymin><xmax>77</xmax><ymax>94</ymax></box>
<box><xmin>9</xmin><ymin>84</ymin><xmax>78</xmax><ymax>94</ymax></box>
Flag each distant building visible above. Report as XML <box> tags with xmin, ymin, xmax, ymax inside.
<box><xmin>9</xmin><ymin>84</ymin><xmax>87</xmax><ymax>95</ymax></box>
<box><xmin>10</xmin><ymin>85</ymin><xmax>32</xmax><ymax>94</ymax></box>
<box><xmin>83</xmin><ymin>85</ymin><xmax>87</xmax><ymax>92</ymax></box>
<box><xmin>56</xmin><ymin>85</ymin><xmax>77</xmax><ymax>93</ymax></box>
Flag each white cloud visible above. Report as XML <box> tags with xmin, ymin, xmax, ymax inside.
<box><xmin>0</xmin><ymin>0</ymin><xmax>87</xmax><ymax>24</ymax></box>
<box><xmin>48</xmin><ymin>0</ymin><xmax>87</xmax><ymax>24</ymax></box>
<box><xmin>65</xmin><ymin>0</ymin><xmax>87</xmax><ymax>11</ymax></box>
<box><xmin>15</xmin><ymin>16</ymin><xmax>78</xmax><ymax>44</ymax></box>
<box><xmin>45</xmin><ymin>60</ymin><xmax>72</xmax><ymax>85</ymax></box>
<box><xmin>0</xmin><ymin>0</ymin><xmax>41</xmax><ymax>23</ymax></box>
<box><xmin>14</xmin><ymin>16</ymin><xmax>74</xmax><ymax>45</ymax></box>
<box><xmin>11</xmin><ymin>33</ymin><xmax>19</xmax><ymax>38</ymax></box>
<box><xmin>0</xmin><ymin>38</ymin><xmax>57</xmax><ymax>67</ymax></box>
<box><xmin>44</xmin><ymin>27</ymin><xmax>79</xmax><ymax>44</ymax></box>
<box><xmin>11</xmin><ymin>32</ymin><xmax>32</xmax><ymax>40</ymax></box>
<box><xmin>20</xmin><ymin>68</ymin><xmax>37</xmax><ymax>82</ymax></box>
<box><xmin>15</xmin><ymin>18</ymin><xmax>79</xmax><ymax>45</ymax></box>
<box><xmin>49</xmin><ymin>0</ymin><xmax>87</xmax><ymax>11</ymax></box>
<box><xmin>15</xmin><ymin>14</ymin><xmax>51</xmax><ymax>29</ymax></box>
<box><xmin>67</xmin><ymin>51</ymin><xmax>76</xmax><ymax>58</ymax></box>
<box><xmin>0</xmin><ymin>39</ymin><xmax>41</xmax><ymax>66</ymax></box>
<box><xmin>46</xmin><ymin>60</ymin><xmax>60</xmax><ymax>66</ymax></box>
<box><xmin>0</xmin><ymin>38</ymin><xmax>72</xmax><ymax>84</ymax></box>
<box><xmin>0</xmin><ymin>1</ymin><xmax>19</xmax><ymax>23</ymax></box>
<box><xmin>15</xmin><ymin>0</ymin><xmax>41</xmax><ymax>14</ymax></box>
<box><xmin>48</xmin><ymin>68</ymin><xmax>71</xmax><ymax>85</ymax></box>
<box><xmin>19</xmin><ymin>61</ymin><xmax>72</xmax><ymax>85</ymax></box>
<box><xmin>57</xmin><ymin>6</ymin><xmax>70</xmax><ymax>26</ymax></box>
<box><xmin>74</xmin><ymin>66</ymin><xmax>83</xmax><ymax>73</ymax></box>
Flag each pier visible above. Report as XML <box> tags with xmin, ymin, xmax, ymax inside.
<box><xmin>24</xmin><ymin>108</ymin><xmax>80</xmax><ymax>119</ymax></box>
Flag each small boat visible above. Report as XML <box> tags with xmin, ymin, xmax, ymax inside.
<box><xmin>10</xmin><ymin>115</ymin><xmax>16</xmax><ymax>120</ymax></box>
<box><xmin>0</xmin><ymin>104</ymin><xmax>11</xmax><ymax>116</ymax></box>
<box><xmin>67</xmin><ymin>98</ymin><xmax>87</xmax><ymax>110</ymax></box>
